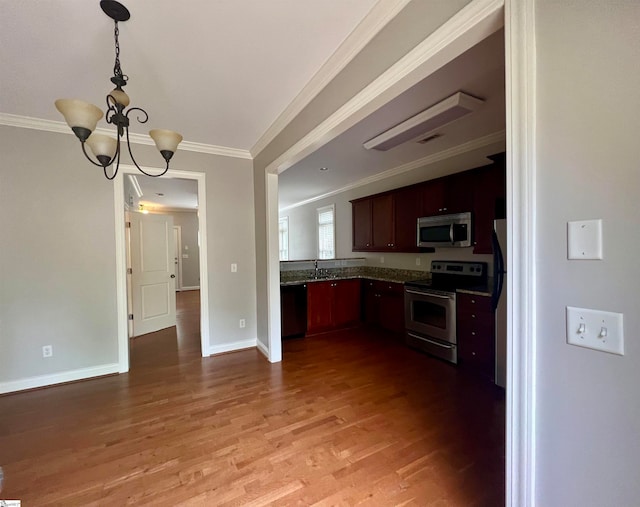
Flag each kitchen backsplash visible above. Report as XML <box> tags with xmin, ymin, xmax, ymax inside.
<box><xmin>280</xmin><ymin>258</ymin><xmax>367</xmax><ymax>272</ymax></box>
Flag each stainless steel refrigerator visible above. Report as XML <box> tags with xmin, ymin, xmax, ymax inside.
<box><xmin>492</xmin><ymin>219</ymin><xmax>507</xmax><ymax>388</ymax></box>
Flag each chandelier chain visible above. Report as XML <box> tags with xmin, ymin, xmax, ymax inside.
<box><xmin>113</xmin><ymin>21</ymin><xmax>125</xmax><ymax>80</ymax></box>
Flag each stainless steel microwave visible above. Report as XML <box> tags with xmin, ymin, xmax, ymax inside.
<box><xmin>417</xmin><ymin>211</ymin><xmax>472</xmax><ymax>248</ymax></box>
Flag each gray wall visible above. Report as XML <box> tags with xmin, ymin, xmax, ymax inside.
<box><xmin>159</xmin><ymin>210</ymin><xmax>200</xmax><ymax>289</ymax></box>
<box><xmin>0</xmin><ymin>125</ymin><xmax>257</xmax><ymax>387</ymax></box>
<box><xmin>0</xmin><ymin>127</ymin><xmax>119</xmax><ymax>381</ymax></box>
<box><xmin>280</xmin><ymin>143</ymin><xmax>502</xmax><ymax>272</ymax></box>
<box><xmin>535</xmin><ymin>1</ymin><xmax>640</xmax><ymax>505</ymax></box>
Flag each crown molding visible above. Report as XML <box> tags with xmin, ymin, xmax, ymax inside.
<box><xmin>249</xmin><ymin>0</ymin><xmax>412</xmax><ymax>159</ymax></box>
<box><xmin>0</xmin><ymin>113</ymin><xmax>252</xmax><ymax>160</ymax></box>
<box><xmin>266</xmin><ymin>0</ymin><xmax>504</xmax><ymax>177</ymax></box>
<box><xmin>278</xmin><ymin>130</ymin><xmax>505</xmax><ymax>212</ymax></box>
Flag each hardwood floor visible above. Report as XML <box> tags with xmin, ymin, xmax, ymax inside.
<box><xmin>0</xmin><ymin>291</ymin><xmax>504</xmax><ymax>506</ymax></box>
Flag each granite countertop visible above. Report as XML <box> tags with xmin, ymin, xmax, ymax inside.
<box><xmin>280</xmin><ymin>266</ymin><xmax>428</xmax><ymax>286</ymax></box>
<box><xmin>281</xmin><ymin>274</ymin><xmax>412</xmax><ymax>286</ymax></box>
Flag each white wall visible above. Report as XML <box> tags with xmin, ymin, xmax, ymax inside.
<box><xmin>280</xmin><ymin>144</ymin><xmax>502</xmax><ymax>272</ymax></box>
<box><xmin>535</xmin><ymin>1</ymin><xmax>640</xmax><ymax>505</ymax></box>
<box><xmin>0</xmin><ymin>126</ymin><xmax>257</xmax><ymax>391</ymax></box>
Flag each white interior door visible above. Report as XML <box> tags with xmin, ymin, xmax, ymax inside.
<box><xmin>130</xmin><ymin>213</ymin><xmax>176</xmax><ymax>337</ymax></box>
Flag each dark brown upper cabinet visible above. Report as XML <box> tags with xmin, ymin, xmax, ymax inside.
<box><xmin>421</xmin><ymin>171</ymin><xmax>473</xmax><ymax>216</ymax></box>
<box><xmin>351</xmin><ymin>153</ymin><xmax>506</xmax><ymax>255</ymax></box>
<box><xmin>351</xmin><ymin>194</ymin><xmax>395</xmax><ymax>251</ymax></box>
<box><xmin>472</xmin><ymin>154</ymin><xmax>506</xmax><ymax>254</ymax></box>
<box><xmin>393</xmin><ymin>185</ymin><xmax>422</xmax><ymax>251</ymax></box>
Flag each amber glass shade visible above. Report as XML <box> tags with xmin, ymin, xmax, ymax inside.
<box><xmin>149</xmin><ymin>129</ymin><xmax>183</xmax><ymax>153</ymax></box>
<box><xmin>108</xmin><ymin>88</ymin><xmax>130</xmax><ymax>107</ymax></box>
<box><xmin>55</xmin><ymin>99</ymin><xmax>103</xmax><ymax>131</ymax></box>
<box><xmin>86</xmin><ymin>133</ymin><xmax>118</xmax><ymax>160</ymax></box>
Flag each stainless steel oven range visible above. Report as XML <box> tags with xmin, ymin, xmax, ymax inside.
<box><xmin>404</xmin><ymin>260</ymin><xmax>487</xmax><ymax>363</ymax></box>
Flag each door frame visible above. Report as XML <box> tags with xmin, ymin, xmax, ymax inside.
<box><xmin>262</xmin><ymin>0</ymin><xmax>536</xmax><ymax>504</ymax></box>
<box><xmin>114</xmin><ymin>166</ymin><xmax>210</xmax><ymax>370</ymax></box>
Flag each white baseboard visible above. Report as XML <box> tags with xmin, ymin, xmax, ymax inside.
<box><xmin>0</xmin><ymin>363</ymin><xmax>120</xmax><ymax>395</ymax></box>
<box><xmin>179</xmin><ymin>286</ymin><xmax>200</xmax><ymax>291</ymax></box>
<box><xmin>208</xmin><ymin>339</ymin><xmax>257</xmax><ymax>356</ymax></box>
<box><xmin>256</xmin><ymin>340</ymin><xmax>269</xmax><ymax>359</ymax></box>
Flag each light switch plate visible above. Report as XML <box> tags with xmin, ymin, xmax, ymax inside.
<box><xmin>566</xmin><ymin>306</ymin><xmax>624</xmax><ymax>355</ymax></box>
<box><xmin>567</xmin><ymin>219</ymin><xmax>603</xmax><ymax>259</ymax></box>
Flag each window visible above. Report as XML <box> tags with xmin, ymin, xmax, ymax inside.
<box><xmin>278</xmin><ymin>216</ymin><xmax>289</xmax><ymax>261</ymax></box>
<box><xmin>317</xmin><ymin>204</ymin><xmax>335</xmax><ymax>259</ymax></box>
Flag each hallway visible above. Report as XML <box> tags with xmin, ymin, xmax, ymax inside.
<box><xmin>0</xmin><ymin>291</ymin><xmax>504</xmax><ymax>506</ymax></box>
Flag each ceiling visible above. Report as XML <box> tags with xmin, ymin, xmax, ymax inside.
<box><xmin>278</xmin><ymin>29</ymin><xmax>506</xmax><ymax>210</ymax></box>
<box><xmin>0</xmin><ymin>0</ymin><xmax>378</xmax><ymax>150</ymax></box>
<box><xmin>2</xmin><ymin>2</ymin><xmax>505</xmax><ymax>213</ymax></box>
<box><xmin>134</xmin><ymin>175</ymin><xmax>198</xmax><ymax>211</ymax></box>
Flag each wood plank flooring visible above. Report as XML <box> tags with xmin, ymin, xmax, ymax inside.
<box><xmin>0</xmin><ymin>291</ymin><xmax>504</xmax><ymax>506</ymax></box>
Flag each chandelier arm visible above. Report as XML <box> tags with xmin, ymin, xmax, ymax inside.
<box><xmin>124</xmin><ymin>125</ymin><xmax>170</xmax><ymax>178</ymax></box>
<box><xmin>105</xmin><ymin>95</ymin><xmax>118</xmax><ymax>122</ymax></box>
<box><xmin>104</xmin><ymin>136</ymin><xmax>122</xmax><ymax>180</ymax></box>
<box><xmin>125</xmin><ymin>106</ymin><xmax>149</xmax><ymax>125</ymax></box>
<box><xmin>81</xmin><ymin>141</ymin><xmax>113</xmax><ymax>168</ymax></box>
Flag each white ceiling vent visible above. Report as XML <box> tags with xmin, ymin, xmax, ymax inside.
<box><xmin>363</xmin><ymin>92</ymin><xmax>484</xmax><ymax>151</ymax></box>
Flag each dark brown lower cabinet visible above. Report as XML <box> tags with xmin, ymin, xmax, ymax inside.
<box><xmin>457</xmin><ymin>293</ymin><xmax>495</xmax><ymax>380</ymax></box>
<box><xmin>280</xmin><ymin>284</ymin><xmax>307</xmax><ymax>338</ymax></box>
<box><xmin>363</xmin><ymin>279</ymin><xmax>405</xmax><ymax>336</ymax></box>
<box><xmin>307</xmin><ymin>279</ymin><xmax>361</xmax><ymax>334</ymax></box>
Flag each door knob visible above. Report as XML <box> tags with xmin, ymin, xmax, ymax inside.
<box><xmin>170</xmin><ymin>274</ymin><xmax>176</xmax><ymax>278</ymax></box>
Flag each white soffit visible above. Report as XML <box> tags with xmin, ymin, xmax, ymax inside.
<box><xmin>363</xmin><ymin>92</ymin><xmax>484</xmax><ymax>151</ymax></box>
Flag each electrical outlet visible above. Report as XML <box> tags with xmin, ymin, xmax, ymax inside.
<box><xmin>566</xmin><ymin>306</ymin><xmax>624</xmax><ymax>355</ymax></box>
<box><xmin>416</xmin><ymin>257</ymin><xmax>421</xmax><ymax>266</ymax></box>
<box><xmin>42</xmin><ymin>345</ymin><xmax>53</xmax><ymax>358</ymax></box>
<box><xmin>239</xmin><ymin>319</ymin><xmax>246</xmax><ymax>328</ymax></box>
<box><xmin>231</xmin><ymin>263</ymin><xmax>238</xmax><ymax>272</ymax></box>
<box><xmin>380</xmin><ymin>256</ymin><xmax>385</xmax><ymax>264</ymax></box>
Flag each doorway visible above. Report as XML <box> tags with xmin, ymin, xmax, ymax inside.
<box><xmin>263</xmin><ymin>0</ymin><xmax>536</xmax><ymax>503</ymax></box>
<box><xmin>114</xmin><ymin>166</ymin><xmax>210</xmax><ymax>371</ymax></box>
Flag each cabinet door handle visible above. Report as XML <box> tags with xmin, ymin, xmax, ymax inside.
<box><xmin>472</xmin><ymin>314</ymin><xmax>476</xmax><ymax>318</ymax></box>
<box><xmin>471</xmin><ymin>331</ymin><xmax>476</xmax><ymax>336</ymax></box>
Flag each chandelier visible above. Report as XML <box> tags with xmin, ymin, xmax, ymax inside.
<box><xmin>55</xmin><ymin>0</ymin><xmax>182</xmax><ymax>180</ymax></box>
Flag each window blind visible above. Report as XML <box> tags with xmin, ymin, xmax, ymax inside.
<box><xmin>317</xmin><ymin>206</ymin><xmax>335</xmax><ymax>259</ymax></box>
<box><xmin>279</xmin><ymin>217</ymin><xmax>289</xmax><ymax>261</ymax></box>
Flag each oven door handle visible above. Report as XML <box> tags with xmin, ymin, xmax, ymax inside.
<box><xmin>449</xmin><ymin>224</ymin><xmax>454</xmax><ymax>244</ymax></box>
<box><xmin>405</xmin><ymin>289</ymin><xmax>453</xmax><ymax>299</ymax></box>
<box><xmin>407</xmin><ymin>332</ymin><xmax>456</xmax><ymax>349</ymax></box>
